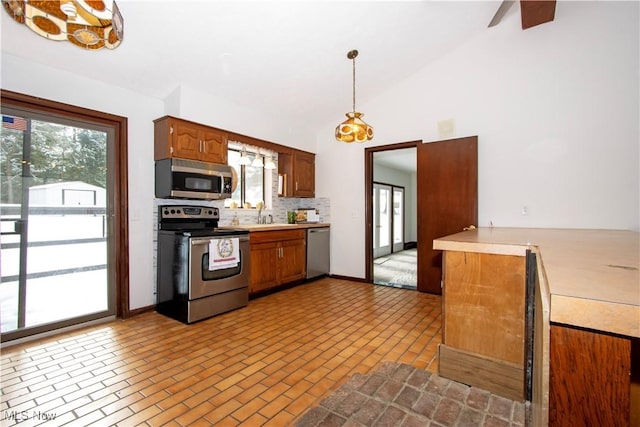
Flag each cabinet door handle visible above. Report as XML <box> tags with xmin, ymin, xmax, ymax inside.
<box><xmin>202</xmin><ymin>140</ymin><xmax>206</xmax><ymax>152</ymax></box>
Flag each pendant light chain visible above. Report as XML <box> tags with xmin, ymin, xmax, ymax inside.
<box><xmin>352</xmin><ymin>54</ymin><xmax>356</xmax><ymax>113</ymax></box>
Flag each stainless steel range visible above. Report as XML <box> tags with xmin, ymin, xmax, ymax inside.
<box><xmin>156</xmin><ymin>205</ymin><xmax>250</xmax><ymax>323</ymax></box>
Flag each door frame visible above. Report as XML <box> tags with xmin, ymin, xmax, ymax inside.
<box><xmin>365</xmin><ymin>137</ymin><xmax>478</xmax><ymax>293</ymax></box>
<box><xmin>365</xmin><ymin>141</ymin><xmax>419</xmax><ymax>283</ymax></box>
<box><xmin>0</xmin><ymin>89</ymin><xmax>130</xmax><ymax>328</ymax></box>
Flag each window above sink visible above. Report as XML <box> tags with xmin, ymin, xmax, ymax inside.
<box><xmin>225</xmin><ymin>142</ymin><xmax>276</xmax><ymax>210</ymax></box>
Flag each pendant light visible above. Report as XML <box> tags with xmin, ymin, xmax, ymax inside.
<box><xmin>251</xmin><ymin>150</ymin><xmax>264</xmax><ymax>167</ymax></box>
<box><xmin>335</xmin><ymin>49</ymin><xmax>373</xmax><ymax>143</ymax></box>
<box><xmin>264</xmin><ymin>154</ymin><xmax>276</xmax><ymax>170</ymax></box>
<box><xmin>2</xmin><ymin>0</ymin><xmax>124</xmax><ymax>50</ymax></box>
<box><xmin>238</xmin><ymin>147</ymin><xmax>251</xmax><ymax>165</ymax></box>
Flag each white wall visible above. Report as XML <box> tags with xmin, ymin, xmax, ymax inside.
<box><xmin>1</xmin><ymin>53</ymin><xmax>164</xmax><ymax>310</ymax></box>
<box><xmin>373</xmin><ymin>163</ymin><xmax>417</xmax><ymax>243</ymax></box>
<box><xmin>316</xmin><ymin>1</ymin><xmax>639</xmax><ymax>279</ymax></box>
<box><xmin>172</xmin><ymin>84</ymin><xmax>317</xmax><ymax>153</ymax></box>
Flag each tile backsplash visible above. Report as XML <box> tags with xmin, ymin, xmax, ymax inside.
<box><xmin>153</xmin><ymin>196</ymin><xmax>330</xmax><ymax>226</ymax></box>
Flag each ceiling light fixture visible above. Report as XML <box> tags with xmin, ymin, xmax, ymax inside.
<box><xmin>2</xmin><ymin>0</ymin><xmax>124</xmax><ymax>50</ymax></box>
<box><xmin>335</xmin><ymin>49</ymin><xmax>373</xmax><ymax>143</ymax></box>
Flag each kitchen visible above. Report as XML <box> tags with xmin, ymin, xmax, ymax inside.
<box><xmin>1</xmin><ymin>1</ymin><xmax>638</xmax><ymax>426</ymax></box>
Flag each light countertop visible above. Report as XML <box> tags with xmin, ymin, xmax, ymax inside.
<box><xmin>433</xmin><ymin>228</ymin><xmax>639</xmax><ymax>338</ymax></box>
<box><xmin>219</xmin><ymin>222</ymin><xmax>330</xmax><ymax>232</ymax></box>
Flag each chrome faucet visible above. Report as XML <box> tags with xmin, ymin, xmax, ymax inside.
<box><xmin>257</xmin><ymin>206</ymin><xmax>263</xmax><ymax>224</ymax></box>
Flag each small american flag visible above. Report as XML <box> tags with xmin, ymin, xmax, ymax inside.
<box><xmin>2</xmin><ymin>115</ymin><xmax>28</xmax><ymax>131</ymax></box>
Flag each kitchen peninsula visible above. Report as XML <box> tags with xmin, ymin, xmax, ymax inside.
<box><xmin>433</xmin><ymin>228</ymin><xmax>639</xmax><ymax>426</ymax></box>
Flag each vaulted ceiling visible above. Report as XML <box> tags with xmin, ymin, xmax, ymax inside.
<box><xmin>2</xmin><ymin>1</ymin><xmax>546</xmax><ymax>131</ymax></box>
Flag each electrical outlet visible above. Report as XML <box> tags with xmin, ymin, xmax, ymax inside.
<box><xmin>522</xmin><ymin>206</ymin><xmax>528</xmax><ymax>216</ymax></box>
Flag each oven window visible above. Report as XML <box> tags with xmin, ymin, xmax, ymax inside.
<box><xmin>201</xmin><ymin>252</ymin><xmax>243</xmax><ymax>280</ymax></box>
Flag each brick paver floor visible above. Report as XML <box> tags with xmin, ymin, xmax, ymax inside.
<box><xmin>296</xmin><ymin>361</ymin><xmax>526</xmax><ymax>427</ymax></box>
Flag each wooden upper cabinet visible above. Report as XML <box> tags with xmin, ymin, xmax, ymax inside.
<box><xmin>293</xmin><ymin>151</ymin><xmax>315</xmax><ymax>198</ymax></box>
<box><xmin>154</xmin><ymin>116</ymin><xmax>228</xmax><ymax>164</ymax></box>
<box><xmin>278</xmin><ymin>149</ymin><xmax>315</xmax><ymax>198</ymax></box>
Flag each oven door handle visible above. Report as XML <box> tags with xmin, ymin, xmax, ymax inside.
<box><xmin>191</xmin><ymin>236</ymin><xmax>250</xmax><ymax>245</ymax></box>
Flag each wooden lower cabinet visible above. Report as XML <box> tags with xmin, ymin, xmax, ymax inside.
<box><xmin>439</xmin><ymin>250</ymin><xmax>527</xmax><ymax>401</ymax></box>
<box><xmin>549</xmin><ymin>324</ymin><xmax>631</xmax><ymax>426</ymax></box>
<box><xmin>249</xmin><ymin>230</ymin><xmax>306</xmax><ymax>294</ymax></box>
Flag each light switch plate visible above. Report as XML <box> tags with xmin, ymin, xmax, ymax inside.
<box><xmin>438</xmin><ymin>118</ymin><xmax>456</xmax><ymax>139</ymax></box>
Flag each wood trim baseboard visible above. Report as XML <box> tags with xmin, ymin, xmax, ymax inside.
<box><xmin>328</xmin><ymin>274</ymin><xmax>369</xmax><ymax>284</ymax></box>
<box><xmin>128</xmin><ymin>305</ymin><xmax>157</xmax><ymax>317</ymax></box>
<box><xmin>439</xmin><ymin>343</ymin><xmax>525</xmax><ymax>402</ymax></box>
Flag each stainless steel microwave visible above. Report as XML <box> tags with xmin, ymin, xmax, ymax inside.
<box><xmin>155</xmin><ymin>158</ymin><xmax>235</xmax><ymax>200</ymax></box>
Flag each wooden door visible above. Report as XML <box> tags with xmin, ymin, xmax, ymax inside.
<box><xmin>249</xmin><ymin>242</ymin><xmax>279</xmax><ymax>293</ymax></box>
<box><xmin>200</xmin><ymin>127</ymin><xmax>228</xmax><ymax>164</ymax></box>
<box><xmin>417</xmin><ymin>136</ymin><xmax>477</xmax><ymax>294</ymax></box>
<box><xmin>293</xmin><ymin>151</ymin><xmax>315</xmax><ymax>197</ymax></box>
<box><xmin>279</xmin><ymin>238</ymin><xmax>307</xmax><ymax>283</ymax></box>
<box><xmin>171</xmin><ymin>119</ymin><xmax>201</xmax><ymax>160</ymax></box>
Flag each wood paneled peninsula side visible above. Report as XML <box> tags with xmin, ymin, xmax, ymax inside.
<box><xmin>433</xmin><ymin>228</ymin><xmax>639</xmax><ymax>427</ymax></box>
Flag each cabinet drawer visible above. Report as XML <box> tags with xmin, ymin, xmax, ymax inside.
<box><xmin>249</xmin><ymin>229</ymin><xmax>306</xmax><ymax>244</ymax></box>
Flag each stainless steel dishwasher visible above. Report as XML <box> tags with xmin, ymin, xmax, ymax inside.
<box><xmin>306</xmin><ymin>227</ymin><xmax>330</xmax><ymax>279</ymax></box>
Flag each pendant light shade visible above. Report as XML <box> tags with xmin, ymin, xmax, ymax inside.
<box><xmin>238</xmin><ymin>147</ymin><xmax>251</xmax><ymax>165</ymax></box>
<box><xmin>335</xmin><ymin>49</ymin><xmax>373</xmax><ymax>143</ymax></box>
<box><xmin>251</xmin><ymin>152</ymin><xmax>264</xmax><ymax>167</ymax></box>
<box><xmin>264</xmin><ymin>154</ymin><xmax>276</xmax><ymax>170</ymax></box>
<box><xmin>2</xmin><ymin>0</ymin><xmax>124</xmax><ymax>50</ymax></box>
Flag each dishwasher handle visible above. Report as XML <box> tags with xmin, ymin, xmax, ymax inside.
<box><xmin>308</xmin><ymin>228</ymin><xmax>329</xmax><ymax>233</ymax></box>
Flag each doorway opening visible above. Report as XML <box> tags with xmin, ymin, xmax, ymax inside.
<box><xmin>365</xmin><ymin>136</ymin><xmax>478</xmax><ymax>294</ymax></box>
<box><xmin>366</xmin><ymin>143</ymin><xmax>418</xmax><ymax>290</ymax></box>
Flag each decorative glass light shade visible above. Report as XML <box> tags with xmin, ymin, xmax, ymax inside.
<box><xmin>2</xmin><ymin>0</ymin><xmax>124</xmax><ymax>50</ymax></box>
<box><xmin>335</xmin><ymin>112</ymin><xmax>374</xmax><ymax>143</ymax></box>
<box><xmin>264</xmin><ymin>155</ymin><xmax>276</xmax><ymax>170</ymax></box>
<box><xmin>336</xmin><ymin>49</ymin><xmax>373</xmax><ymax>143</ymax></box>
<box><xmin>251</xmin><ymin>154</ymin><xmax>264</xmax><ymax>168</ymax></box>
<box><xmin>238</xmin><ymin>147</ymin><xmax>251</xmax><ymax>165</ymax></box>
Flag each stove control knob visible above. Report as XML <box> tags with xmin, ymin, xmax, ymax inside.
<box><xmin>170</xmin><ymin>209</ymin><xmax>175</xmax><ymax>214</ymax></box>
<box><xmin>176</xmin><ymin>209</ymin><xmax>181</xmax><ymax>214</ymax></box>
<box><xmin>164</xmin><ymin>209</ymin><xmax>169</xmax><ymax>215</ymax></box>
<box><xmin>208</xmin><ymin>210</ymin><xmax>213</xmax><ymax>215</ymax></box>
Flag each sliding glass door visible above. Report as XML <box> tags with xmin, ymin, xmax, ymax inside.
<box><xmin>0</xmin><ymin>108</ymin><xmax>115</xmax><ymax>340</ymax></box>
<box><xmin>373</xmin><ymin>183</ymin><xmax>392</xmax><ymax>258</ymax></box>
<box><xmin>373</xmin><ymin>183</ymin><xmax>405</xmax><ymax>258</ymax></box>
<box><xmin>393</xmin><ymin>187</ymin><xmax>404</xmax><ymax>252</ymax></box>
